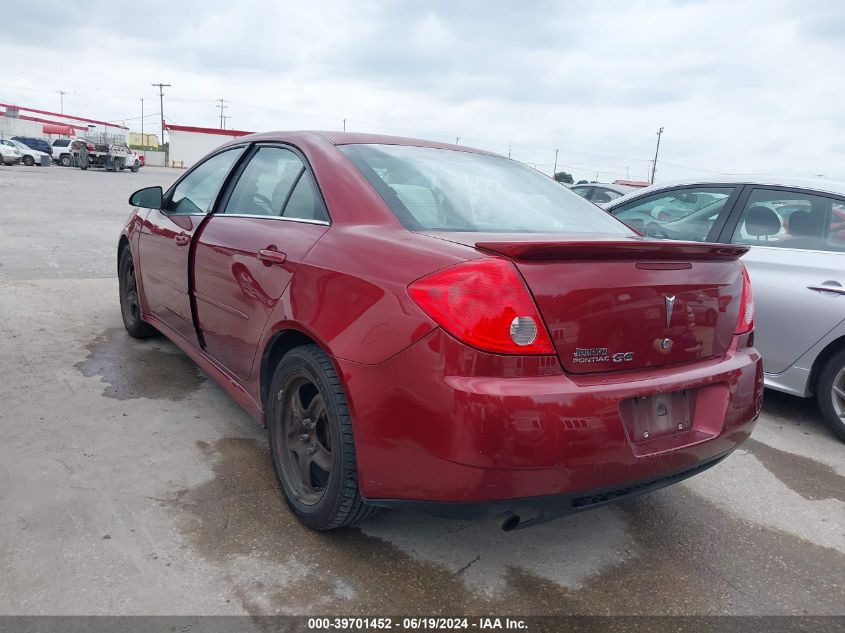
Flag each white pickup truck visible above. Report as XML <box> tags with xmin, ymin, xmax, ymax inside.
<box><xmin>52</xmin><ymin>136</ymin><xmax>141</xmax><ymax>172</ymax></box>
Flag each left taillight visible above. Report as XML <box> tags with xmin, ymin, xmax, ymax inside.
<box><xmin>407</xmin><ymin>258</ymin><xmax>555</xmax><ymax>355</ymax></box>
<box><xmin>735</xmin><ymin>264</ymin><xmax>754</xmax><ymax>334</ymax></box>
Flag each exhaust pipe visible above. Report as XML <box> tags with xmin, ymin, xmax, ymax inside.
<box><xmin>500</xmin><ymin>511</ymin><xmax>521</xmax><ymax>532</ymax></box>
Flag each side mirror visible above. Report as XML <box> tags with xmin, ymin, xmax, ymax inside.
<box><xmin>129</xmin><ymin>186</ymin><xmax>163</xmax><ymax>209</ymax></box>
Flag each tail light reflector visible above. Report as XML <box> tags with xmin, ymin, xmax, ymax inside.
<box><xmin>408</xmin><ymin>258</ymin><xmax>554</xmax><ymax>355</ymax></box>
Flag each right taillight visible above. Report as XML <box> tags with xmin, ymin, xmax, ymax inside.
<box><xmin>408</xmin><ymin>258</ymin><xmax>555</xmax><ymax>355</ymax></box>
<box><xmin>735</xmin><ymin>264</ymin><xmax>754</xmax><ymax>334</ymax></box>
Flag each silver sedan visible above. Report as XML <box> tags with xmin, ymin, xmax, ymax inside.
<box><xmin>606</xmin><ymin>175</ymin><xmax>845</xmax><ymax>441</ymax></box>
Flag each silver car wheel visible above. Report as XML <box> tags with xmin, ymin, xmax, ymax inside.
<box><xmin>833</xmin><ymin>367</ymin><xmax>845</xmax><ymax>419</ymax></box>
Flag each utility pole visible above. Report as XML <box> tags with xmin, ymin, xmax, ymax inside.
<box><xmin>151</xmin><ymin>82</ymin><xmax>171</xmax><ymax>163</ymax></box>
<box><xmin>217</xmin><ymin>99</ymin><xmax>228</xmax><ymax>129</ymax></box>
<box><xmin>650</xmin><ymin>126</ymin><xmax>664</xmax><ymax>184</ymax></box>
<box><xmin>140</xmin><ymin>98</ymin><xmax>144</xmax><ymax>146</ymax></box>
<box><xmin>553</xmin><ymin>148</ymin><xmax>559</xmax><ymax>177</ymax></box>
<box><xmin>57</xmin><ymin>90</ymin><xmax>66</xmax><ymax>114</ymax></box>
<box><xmin>222</xmin><ymin>115</ymin><xmax>231</xmax><ymax>130</ymax></box>
<box><xmin>455</xmin><ymin>136</ymin><xmax>460</xmax><ymax>145</ymax></box>
<box><xmin>508</xmin><ymin>143</ymin><xmax>512</xmax><ymax>158</ymax></box>
<box><xmin>343</xmin><ymin>118</ymin><xmax>346</xmax><ymax>132</ymax></box>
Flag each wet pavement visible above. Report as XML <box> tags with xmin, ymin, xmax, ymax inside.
<box><xmin>0</xmin><ymin>165</ymin><xmax>843</xmax><ymax>616</ymax></box>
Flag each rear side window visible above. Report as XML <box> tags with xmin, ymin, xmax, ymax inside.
<box><xmin>611</xmin><ymin>187</ymin><xmax>735</xmax><ymax>240</ymax></box>
<box><xmin>730</xmin><ymin>188</ymin><xmax>845</xmax><ymax>252</ymax></box>
<box><xmin>341</xmin><ymin>144</ymin><xmax>632</xmax><ymax>235</ymax></box>
<box><xmin>222</xmin><ymin>146</ymin><xmax>328</xmax><ymax>221</ymax></box>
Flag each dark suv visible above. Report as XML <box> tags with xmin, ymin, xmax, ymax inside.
<box><xmin>12</xmin><ymin>137</ymin><xmax>52</xmax><ymax>157</ymax></box>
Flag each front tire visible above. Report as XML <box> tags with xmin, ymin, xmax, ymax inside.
<box><xmin>119</xmin><ymin>248</ymin><xmax>157</xmax><ymax>339</ymax></box>
<box><xmin>268</xmin><ymin>344</ymin><xmax>376</xmax><ymax>530</ymax></box>
<box><xmin>60</xmin><ymin>154</ymin><xmax>71</xmax><ymax>167</ymax></box>
<box><xmin>22</xmin><ymin>155</ymin><xmax>34</xmax><ymax>166</ymax></box>
<box><xmin>816</xmin><ymin>349</ymin><xmax>845</xmax><ymax>442</ymax></box>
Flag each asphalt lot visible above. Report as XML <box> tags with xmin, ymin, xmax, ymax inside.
<box><xmin>0</xmin><ymin>163</ymin><xmax>843</xmax><ymax>616</ymax></box>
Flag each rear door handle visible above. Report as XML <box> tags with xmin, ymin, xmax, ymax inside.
<box><xmin>808</xmin><ymin>282</ymin><xmax>845</xmax><ymax>296</ymax></box>
<box><xmin>175</xmin><ymin>233</ymin><xmax>190</xmax><ymax>246</ymax></box>
<box><xmin>257</xmin><ymin>249</ymin><xmax>287</xmax><ymax>265</ymax></box>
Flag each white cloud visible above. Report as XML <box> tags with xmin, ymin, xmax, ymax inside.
<box><xmin>3</xmin><ymin>0</ymin><xmax>844</xmax><ymax>182</ymax></box>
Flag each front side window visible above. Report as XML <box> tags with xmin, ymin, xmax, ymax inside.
<box><xmin>730</xmin><ymin>188</ymin><xmax>845</xmax><ymax>252</ymax></box>
<box><xmin>341</xmin><ymin>144</ymin><xmax>632</xmax><ymax>234</ymax></box>
<box><xmin>222</xmin><ymin>146</ymin><xmax>326</xmax><ymax>221</ymax></box>
<box><xmin>611</xmin><ymin>187</ymin><xmax>735</xmax><ymax>240</ymax></box>
<box><xmin>167</xmin><ymin>147</ymin><xmax>243</xmax><ymax>215</ymax></box>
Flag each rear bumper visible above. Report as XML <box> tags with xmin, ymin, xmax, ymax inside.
<box><xmin>339</xmin><ymin>329</ymin><xmax>763</xmax><ymax>504</ymax></box>
<box><xmin>366</xmin><ymin>450</ymin><xmax>731</xmax><ymax>529</ymax></box>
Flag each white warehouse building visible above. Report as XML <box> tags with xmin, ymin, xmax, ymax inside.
<box><xmin>164</xmin><ymin>124</ymin><xmax>252</xmax><ymax>168</ymax></box>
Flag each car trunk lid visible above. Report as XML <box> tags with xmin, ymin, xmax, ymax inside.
<box><xmin>425</xmin><ymin>232</ymin><xmax>748</xmax><ymax>374</ymax></box>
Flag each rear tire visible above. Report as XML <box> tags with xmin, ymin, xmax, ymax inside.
<box><xmin>131</xmin><ymin>161</ymin><xmax>140</xmax><ymax>173</ymax></box>
<box><xmin>268</xmin><ymin>344</ymin><xmax>377</xmax><ymax>530</ymax></box>
<box><xmin>119</xmin><ymin>247</ymin><xmax>157</xmax><ymax>339</ymax></box>
<box><xmin>816</xmin><ymin>349</ymin><xmax>845</xmax><ymax>442</ymax></box>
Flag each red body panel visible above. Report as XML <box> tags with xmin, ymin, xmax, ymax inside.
<box><xmin>137</xmin><ymin>210</ymin><xmax>203</xmax><ymax>346</ymax></box>
<box><xmin>120</xmin><ymin>131</ymin><xmax>763</xmax><ymax>507</ymax></box>
<box><xmin>341</xmin><ymin>330</ymin><xmax>761</xmax><ymax>501</ymax></box>
<box><xmin>193</xmin><ymin>216</ymin><xmax>328</xmax><ymax>379</ymax></box>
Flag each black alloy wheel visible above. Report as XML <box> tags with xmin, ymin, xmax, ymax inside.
<box><xmin>118</xmin><ymin>248</ymin><xmax>156</xmax><ymax>338</ymax></box>
<box><xmin>268</xmin><ymin>344</ymin><xmax>376</xmax><ymax>530</ymax></box>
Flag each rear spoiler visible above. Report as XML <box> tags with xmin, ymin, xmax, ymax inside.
<box><xmin>475</xmin><ymin>240</ymin><xmax>749</xmax><ymax>262</ymax></box>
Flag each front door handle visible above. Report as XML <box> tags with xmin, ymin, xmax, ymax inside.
<box><xmin>257</xmin><ymin>249</ymin><xmax>287</xmax><ymax>265</ymax></box>
<box><xmin>808</xmin><ymin>281</ymin><xmax>845</xmax><ymax>296</ymax></box>
<box><xmin>175</xmin><ymin>233</ymin><xmax>190</xmax><ymax>246</ymax></box>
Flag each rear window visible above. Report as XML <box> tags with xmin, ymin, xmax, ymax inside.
<box><xmin>340</xmin><ymin>144</ymin><xmax>633</xmax><ymax>234</ymax></box>
<box><xmin>52</xmin><ymin>140</ymin><xmax>70</xmax><ymax>147</ymax></box>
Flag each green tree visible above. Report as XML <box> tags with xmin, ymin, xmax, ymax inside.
<box><xmin>553</xmin><ymin>171</ymin><xmax>574</xmax><ymax>184</ymax></box>
<box><xmin>576</xmin><ymin>179</ymin><xmax>589</xmax><ymax>184</ymax></box>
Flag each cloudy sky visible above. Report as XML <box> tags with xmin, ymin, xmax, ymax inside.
<box><xmin>3</xmin><ymin>0</ymin><xmax>843</xmax><ymax>182</ymax></box>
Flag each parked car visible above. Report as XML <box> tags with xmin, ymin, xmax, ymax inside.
<box><xmin>606</xmin><ymin>176</ymin><xmax>845</xmax><ymax>441</ymax></box>
<box><xmin>51</xmin><ymin>138</ymin><xmax>85</xmax><ymax>166</ymax></box>
<box><xmin>7</xmin><ymin>139</ymin><xmax>50</xmax><ymax>166</ymax></box>
<box><xmin>119</xmin><ymin>132</ymin><xmax>762</xmax><ymax>531</ymax></box>
<box><xmin>570</xmin><ymin>182</ymin><xmax>636</xmax><ymax>205</ymax></box>
<box><xmin>12</xmin><ymin>136</ymin><xmax>53</xmax><ymax>157</ymax></box>
<box><xmin>0</xmin><ymin>140</ymin><xmax>22</xmax><ymax>165</ymax></box>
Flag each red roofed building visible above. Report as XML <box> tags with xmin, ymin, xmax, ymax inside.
<box><xmin>0</xmin><ymin>103</ymin><xmax>129</xmax><ymax>141</ymax></box>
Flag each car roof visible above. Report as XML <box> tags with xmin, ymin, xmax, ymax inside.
<box><xmin>236</xmin><ymin>130</ymin><xmax>501</xmax><ymax>157</ymax></box>
<box><xmin>607</xmin><ymin>175</ymin><xmax>845</xmax><ymax>207</ymax></box>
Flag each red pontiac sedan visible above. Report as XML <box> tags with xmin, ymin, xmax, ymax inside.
<box><xmin>118</xmin><ymin>132</ymin><xmax>763</xmax><ymax>531</ymax></box>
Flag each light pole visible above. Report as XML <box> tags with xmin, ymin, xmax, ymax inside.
<box><xmin>650</xmin><ymin>126</ymin><xmax>664</xmax><ymax>184</ymax></box>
